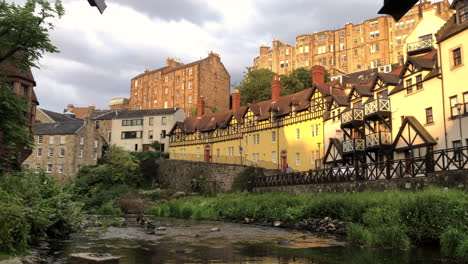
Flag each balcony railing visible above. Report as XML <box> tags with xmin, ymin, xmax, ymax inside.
<box><xmin>366</xmin><ymin>131</ymin><xmax>392</xmax><ymax>148</ymax></box>
<box><xmin>364</xmin><ymin>98</ymin><xmax>391</xmax><ymax>117</ymax></box>
<box><xmin>343</xmin><ymin>138</ymin><xmax>366</xmax><ymax>153</ymax></box>
<box><xmin>341</xmin><ymin>108</ymin><xmax>364</xmax><ymax>125</ymax></box>
<box><xmin>407</xmin><ymin>39</ymin><xmax>433</xmax><ymax>54</ymax></box>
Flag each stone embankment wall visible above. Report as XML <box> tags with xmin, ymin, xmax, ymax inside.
<box><xmin>253</xmin><ymin>170</ymin><xmax>468</xmax><ymax>194</ymax></box>
<box><xmin>155</xmin><ymin>160</ymin><xmax>276</xmax><ymax>192</ymax></box>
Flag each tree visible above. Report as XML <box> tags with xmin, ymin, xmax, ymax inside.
<box><xmin>280</xmin><ymin>67</ymin><xmax>312</xmax><ymax>95</ymax></box>
<box><xmin>237</xmin><ymin>68</ymin><xmax>276</xmax><ymax>105</ymax></box>
<box><xmin>0</xmin><ymin>0</ymin><xmax>64</xmax><ymax>71</ymax></box>
<box><xmin>0</xmin><ymin>0</ymin><xmax>64</xmax><ymax>171</ymax></box>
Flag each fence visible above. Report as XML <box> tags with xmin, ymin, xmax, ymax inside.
<box><xmin>254</xmin><ymin>146</ymin><xmax>468</xmax><ymax>188</ymax></box>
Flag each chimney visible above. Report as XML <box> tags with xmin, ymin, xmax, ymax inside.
<box><xmin>312</xmin><ymin>66</ymin><xmax>325</xmax><ymax>85</ymax></box>
<box><xmin>271</xmin><ymin>75</ymin><xmax>281</xmax><ymax>102</ymax></box>
<box><xmin>232</xmin><ymin>89</ymin><xmax>241</xmax><ymax>111</ymax></box>
<box><xmin>197</xmin><ymin>96</ymin><xmax>205</xmax><ymax>117</ymax></box>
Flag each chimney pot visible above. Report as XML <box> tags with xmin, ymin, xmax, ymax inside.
<box><xmin>271</xmin><ymin>75</ymin><xmax>282</xmax><ymax>102</ymax></box>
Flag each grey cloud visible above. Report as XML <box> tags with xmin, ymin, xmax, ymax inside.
<box><xmin>111</xmin><ymin>0</ymin><xmax>221</xmax><ymax>24</ymax></box>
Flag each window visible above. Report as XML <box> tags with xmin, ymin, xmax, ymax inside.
<box><xmin>419</xmin><ymin>34</ymin><xmax>432</xmax><ymax>42</ymax></box>
<box><xmin>149</xmin><ymin>130</ymin><xmax>153</xmax><ymax>139</ymax></box>
<box><xmin>162</xmin><ymin>116</ymin><xmax>167</xmax><ymax>125</ymax></box>
<box><xmin>271</xmin><ymin>131</ymin><xmax>276</xmax><ymax>142</ymax></box>
<box><xmin>280</xmin><ymin>60</ymin><xmax>285</xmax><ymax>68</ymax></box>
<box><xmin>228</xmin><ymin>147</ymin><xmax>234</xmax><ymax>157</ymax></box>
<box><xmin>59</xmin><ymin>148</ymin><xmax>65</xmax><ymax>157</ymax></box>
<box><xmin>396</xmin><ymin>36</ymin><xmax>402</xmax><ymax>46</ymax></box>
<box><xmin>426</xmin><ymin>107</ymin><xmax>433</xmax><ymax>124</ymax></box>
<box><xmin>406</xmin><ymin>79</ymin><xmax>413</xmax><ymax>94</ymax></box>
<box><xmin>416</xmin><ymin>75</ymin><xmax>423</xmax><ymax>90</ymax></box>
<box><xmin>46</xmin><ymin>164</ymin><xmax>52</xmax><ymax>173</ymax></box>
<box><xmin>58</xmin><ymin>164</ymin><xmax>64</xmax><ymax>174</ymax></box>
<box><xmin>122</xmin><ymin>119</ymin><xmax>143</xmax><ymax>126</ymax></box>
<box><xmin>342</xmin><ymin>55</ymin><xmax>347</xmax><ymax>63</ymax></box>
<box><xmin>453</xmin><ymin>48</ymin><xmax>462</xmax><ymax>67</ymax></box>
<box><xmin>329</xmin><ymin>44</ymin><xmax>334</xmax><ymax>52</ymax></box>
<box><xmin>38</xmin><ymin>136</ymin><xmax>43</xmax><ymax>144</ymax></box>
<box><xmin>94</xmin><ymin>152</ymin><xmax>97</xmax><ymax>160</ymax></box>
<box><xmin>459</xmin><ymin>5</ymin><xmax>468</xmax><ymax>23</ymax></box>
<box><xmin>245</xmin><ymin>136</ymin><xmax>248</xmax><ymax>145</ymax></box>
<box><xmin>149</xmin><ymin>117</ymin><xmax>154</xmax><ymax>126</ymax></box>
<box><xmin>21</xmin><ymin>85</ymin><xmax>28</xmax><ymax>97</ymax></box>
<box><xmin>370</xmin><ymin>59</ymin><xmax>382</xmax><ymax>68</ymax></box>
<box><xmin>188</xmin><ymin>81</ymin><xmax>193</xmax><ymax>90</ymax></box>
<box><xmin>59</xmin><ymin>136</ymin><xmax>65</xmax><ymax>144</ymax></box>
<box><xmin>299</xmin><ymin>46</ymin><xmax>304</xmax><ymax>53</ymax></box>
<box><xmin>339</xmin><ymin>32</ymin><xmax>345</xmax><ymax>38</ymax></box>
<box><xmin>37</xmin><ymin>148</ymin><xmax>42</xmax><ymax>157</ymax></box>
<box><xmin>304</xmin><ymin>46</ymin><xmax>309</xmax><ymax>53</ymax></box>
<box><xmin>48</xmin><ymin>148</ymin><xmax>54</xmax><ymax>157</ymax></box>
<box><xmin>296</xmin><ymin>152</ymin><xmax>301</xmax><ymax>165</ymax></box>
<box><xmin>318</xmin><ymin>34</ymin><xmax>326</xmax><ymax>41</ymax></box>
<box><xmin>121</xmin><ymin>131</ymin><xmax>143</xmax><ymax>139</ymax></box>
<box><xmin>6</xmin><ymin>81</ymin><xmax>13</xmax><ymax>90</ymax></box>
<box><xmin>464</xmin><ymin>92</ymin><xmax>468</xmax><ymax>114</ymax></box>
<box><xmin>188</xmin><ymin>96</ymin><xmax>193</xmax><ymax>104</ymax></box>
<box><xmin>79</xmin><ymin>149</ymin><xmax>83</xmax><ymax>158</ymax></box>
<box><xmin>272</xmin><ymin>151</ymin><xmax>277</xmax><ymax>164</ymax></box>
<box><xmin>164</xmin><ymin>88</ymin><xmax>168</xmax><ymax>95</ymax></box>
<box><xmin>318</xmin><ymin>46</ymin><xmax>326</xmax><ymax>54</ymax></box>
<box><xmin>354</xmin><ymin>50</ymin><xmax>358</xmax><ymax>56</ymax></box>
<box><xmin>296</xmin><ymin>128</ymin><xmax>300</xmax><ymax>140</ymax></box>
<box><xmin>49</xmin><ymin>136</ymin><xmax>54</xmax><ymax>144</ymax></box>
<box><xmin>339</xmin><ymin>43</ymin><xmax>345</xmax><ymax>51</ymax></box>
<box><xmin>164</xmin><ymin>76</ymin><xmax>168</xmax><ymax>82</ymax></box>
<box><xmin>94</xmin><ymin>140</ymin><xmax>98</xmax><ymax>148</ymax></box>
<box><xmin>353</xmin><ymin>38</ymin><xmax>357</xmax><ymax>44</ymax></box>
<box><xmin>164</xmin><ymin>101</ymin><xmax>168</xmax><ymax>108</ymax></box>
<box><xmin>450</xmin><ymin>96</ymin><xmax>459</xmax><ymax>117</ymax></box>
<box><xmin>189</xmin><ymin>68</ymin><xmax>193</xmax><ymax>75</ymax></box>
<box><xmin>196</xmin><ymin>147</ymin><xmax>200</xmax><ymax>157</ymax></box>
<box><xmin>370</xmin><ymin>44</ymin><xmax>380</xmax><ymax>53</ymax></box>
<box><xmin>311</xmin><ymin>124</ymin><xmax>319</xmax><ymax>137</ymax></box>
<box><xmin>370</xmin><ymin>30</ymin><xmax>380</xmax><ymax>39</ymax></box>
<box><xmin>370</xmin><ymin>20</ymin><xmax>379</xmax><ymax>27</ymax></box>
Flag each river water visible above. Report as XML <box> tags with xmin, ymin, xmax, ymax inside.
<box><xmin>32</xmin><ymin>216</ymin><xmax>457</xmax><ymax>264</ymax></box>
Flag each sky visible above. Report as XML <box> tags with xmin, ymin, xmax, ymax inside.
<box><xmin>19</xmin><ymin>0</ymin><xmax>385</xmax><ymax>112</ymax></box>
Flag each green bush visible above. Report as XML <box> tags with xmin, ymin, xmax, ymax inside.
<box><xmin>95</xmin><ymin>202</ymin><xmax>122</xmax><ymax>215</ymax></box>
<box><xmin>231</xmin><ymin>167</ymin><xmax>262</xmax><ymax>192</ymax></box>
<box><xmin>348</xmin><ymin>223</ymin><xmax>372</xmax><ymax>245</ymax></box>
<box><xmin>455</xmin><ymin>237</ymin><xmax>468</xmax><ymax>260</ymax></box>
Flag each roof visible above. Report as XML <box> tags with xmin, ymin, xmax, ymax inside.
<box><xmin>0</xmin><ymin>61</ymin><xmax>36</xmax><ymax>86</ymax></box>
<box><xmin>436</xmin><ymin>13</ymin><xmax>468</xmax><ymax>43</ymax></box>
<box><xmin>132</xmin><ymin>66</ymin><xmax>168</xmax><ymax>80</ymax></box>
<box><xmin>34</xmin><ymin>121</ymin><xmax>84</xmax><ymax>135</ymax></box>
<box><xmin>40</xmin><ymin>109</ymin><xmax>83</xmax><ymax>123</ymax></box>
<box><xmin>111</xmin><ymin>108</ymin><xmax>181</xmax><ymax>119</ymax></box>
<box><xmin>90</xmin><ymin>109</ymin><xmax>124</xmax><ymax>120</ymax></box>
<box><xmin>393</xmin><ymin>116</ymin><xmax>437</xmax><ymax>150</ymax></box>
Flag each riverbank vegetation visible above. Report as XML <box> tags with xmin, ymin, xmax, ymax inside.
<box><xmin>148</xmin><ymin>188</ymin><xmax>467</xmax><ymax>261</ymax></box>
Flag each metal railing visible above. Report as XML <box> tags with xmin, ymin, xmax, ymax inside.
<box><xmin>366</xmin><ymin>131</ymin><xmax>392</xmax><ymax>148</ymax></box>
<box><xmin>343</xmin><ymin>138</ymin><xmax>365</xmax><ymax>153</ymax></box>
<box><xmin>341</xmin><ymin>108</ymin><xmax>364</xmax><ymax>124</ymax></box>
<box><xmin>407</xmin><ymin>39</ymin><xmax>433</xmax><ymax>53</ymax></box>
<box><xmin>364</xmin><ymin>98</ymin><xmax>391</xmax><ymax>116</ymax></box>
<box><xmin>254</xmin><ymin>146</ymin><xmax>468</xmax><ymax>188</ymax></box>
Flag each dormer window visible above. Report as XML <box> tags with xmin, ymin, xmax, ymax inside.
<box><xmin>459</xmin><ymin>5</ymin><xmax>468</xmax><ymax>24</ymax></box>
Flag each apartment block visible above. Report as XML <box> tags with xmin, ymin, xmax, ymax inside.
<box><xmin>253</xmin><ymin>0</ymin><xmax>452</xmax><ymax>76</ymax></box>
<box><xmin>128</xmin><ymin>52</ymin><xmax>230</xmax><ymax>117</ymax></box>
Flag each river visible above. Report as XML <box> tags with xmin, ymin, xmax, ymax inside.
<box><xmin>31</xmin><ymin>215</ymin><xmax>457</xmax><ymax>264</ymax></box>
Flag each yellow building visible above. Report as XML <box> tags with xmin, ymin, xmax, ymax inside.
<box><xmin>169</xmin><ymin>66</ymin><xmax>338</xmax><ymax>172</ymax></box>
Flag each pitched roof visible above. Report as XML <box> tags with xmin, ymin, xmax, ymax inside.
<box><xmin>90</xmin><ymin>109</ymin><xmax>124</xmax><ymax>120</ymax></box>
<box><xmin>436</xmin><ymin>13</ymin><xmax>468</xmax><ymax>43</ymax></box>
<box><xmin>40</xmin><ymin>109</ymin><xmax>83</xmax><ymax>123</ymax></box>
<box><xmin>0</xmin><ymin>61</ymin><xmax>36</xmax><ymax>85</ymax></box>
<box><xmin>111</xmin><ymin>108</ymin><xmax>181</xmax><ymax>119</ymax></box>
<box><xmin>393</xmin><ymin>116</ymin><xmax>437</xmax><ymax>150</ymax></box>
<box><xmin>34</xmin><ymin>121</ymin><xmax>84</xmax><ymax>135</ymax></box>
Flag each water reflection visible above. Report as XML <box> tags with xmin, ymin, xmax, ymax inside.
<box><xmin>32</xmin><ymin>217</ymin><xmax>457</xmax><ymax>264</ymax></box>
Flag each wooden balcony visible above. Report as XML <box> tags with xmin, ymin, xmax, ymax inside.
<box><xmin>341</xmin><ymin>108</ymin><xmax>364</xmax><ymax>129</ymax></box>
<box><xmin>364</xmin><ymin>98</ymin><xmax>391</xmax><ymax>120</ymax></box>
<box><xmin>366</xmin><ymin>131</ymin><xmax>392</xmax><ymax>150</ymax></box>
<box><xmin>343</xmin><ymin>138</ymin><xmax>366</xmax><ymax>154</ymax></box>
<box><xmin>407</xmin><ymin>39</ymin><xmax>433</xmax><ymax>56</ymax></box>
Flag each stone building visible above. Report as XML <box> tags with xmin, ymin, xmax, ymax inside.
<box><xmin>109</xmin><ymin>97</ymin><xmax>129</xmax><ymax>110</ymax></box>
<box><xmin>253</xmin><ymin>0</ymin><xmax>452</xmax><ymax>76</ymax></box>
<box><xmin>0</xmin><ymin>62</ymin><xmax>39</xmax><ymax>164</ymax></box>
<box><xmin>23</xmin><ymin>109</ymin><xmax>105</xmax><ymax>181</ymax></box>
<box><xmin>108</xmin><ymin>108</ymin><xmax>185</xmax><ymax>153</ymax></box>
<box><xmin>128</xmin><ymin>52</ymin><xmax>230</xmax><ymax>117</ymax></box>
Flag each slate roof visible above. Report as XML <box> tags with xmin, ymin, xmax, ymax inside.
<box><xmin>40</xmin><ymin>109</ymin><xmax>82</xmax><ymax>123</ymax></box>
<box><xmin>34</xmin><ymin>121</ymin><xmax>84</xmax><ymax>135</ymax></box>
<box><xmin>436</xmin><ymin>13</ymin><xmax>468</xmax><ymax>43</ymax></box>
<box><xmin>111</xmin><ymin>108</ymin><xmax>180</xmax><ymax>119</ymax></box>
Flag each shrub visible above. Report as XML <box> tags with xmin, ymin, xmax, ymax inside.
<box><xmin>231</xmin><ymin>167</ymin><xmax>262</xmax><ymax>192</ymax></box>
<box><xmin>440</xmin><ymin>227</ymin><xmax>466</xmax><ymax>256</ymax></box>
<box><xmin>455</xmin><ymin>237</ymin><xmax>468</xmax><ymax>260</ymax></box>
<box><xmin>348</xmin><ymin>223</ymin><xmax>372</xmax><ymax>245</ymax></box>
<box><xmin>180</xmin><ymin>205</ymin><xmax>194</xmax><ymax>219</ymax></box>
<box><xmin>95</xmin><ymin>202</ymin><xmax>122</xmax><ymax>215</ymax></box>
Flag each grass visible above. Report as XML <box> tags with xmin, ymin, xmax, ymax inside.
<box><xmin>148</xmin><ymin>188</ymin><xmax>467</xmax><ymax>260</ymax></box>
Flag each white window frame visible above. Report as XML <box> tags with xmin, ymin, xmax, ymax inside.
<box><xmin>59</xmin><ymin>148</ymin><xmax>65</xmax><ymax>157</ymax></box>
<box><xmin>79</xmin><ymin>137</ymin><xmax>84</xmax><ymax>145</ymax></box>
<box><xmin>271</xmin><ymin>131</ymin><xmax>277</xmax><ymax>142</ymax></box>
<box><xmin>46</xmin><ymin>163</ymin><xmax>52</xmax><ymax>173</ymax></box>
<box><xmin>37</xmin><ymin>148</ymin><xmax>42</xmax><ymax>157</ymax></box>
<box><xmin>49</xmin><ymin>136</ymin><xmax>54</xmax><ymax>144</ymax></box>
<box><xmin>94</xmin><ymin>140</ymin><xmax>98</xmax><ymax>148</ymax></box>
<box><xmin>48</xmin><ymin>148</ymin><xmax>54</xmax><ymax>157</ymax></box>
<box><xmin>58</xmin><ymin>164</ymin><xmax>64</xmax><ymax>174</ymax></box>
<box><xmin>272</xmin><ymin>151</ymin><xmax>277</xmax><ymax>164</ymax></box>
<box><xmin>296</xmin><ymin>152</ymin><xmax>301</xmax><ymax>166</ymax></box>
<box><xmin>38</xmin><ymin>136</ymin><xmax>43</xmax><ymax>144</ymax></box>
<box><xmin>79</xmin><ymin>149</ymin><xmax>83</xmax><ymax>158</ymax></box>
<box><xmin>60</xmin><ymin>136</ymin><xmax>65</xmax><ymax>144</ymax></box>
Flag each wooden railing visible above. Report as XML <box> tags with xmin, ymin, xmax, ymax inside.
<box><xmin>366</xmin><ymin>131</ymin><xmax>392</xmax><ymax>148</ymax></box>
<box><xmin>341</xmin><ymin>108</ymin><xmax>364</xmax><ymax>124</ymax></box>
<box><xmin>343</xmin><ymin>139</ymin><xmax>365</xmax><ymax>153</ymax></box>
<box><xmin>364</xmin><ymin>98</ymin><xmax>391</xmax><ymax>116</ymax></box>
<box><xmin>407</xmin><ymin>39</ymin><xmax>433</xmax><ymax>53</ymax></box>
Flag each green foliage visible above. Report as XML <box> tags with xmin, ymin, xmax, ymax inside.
<box><xmin>0</xmin><ymin>0</ymin><xmax>64</xmax><ymax>70</ymax></box>
<box><xmin>0</xmin><ymin>170</ymin><xmax>82</xmax><ymax>255</ymax></box>
<box><xmin>231</xmin><ymin>167</ymin><xmax>262</xmax><ymax>192</ymax></box>
<box><xmin>0</xmin><ymin>84</ymin><xmax>33</xmax><ymax>171</ymax></box>
<box><xmin>95</xmin><ymin>202</ymin><xmax>122</xmax><ymax>216</ymax></box>
<box><xmin>440</xmin><ymin>226</ymin><xmax>468</xmax><ymax>262</ymax></box>
<box><xmin>147</xmin><ymin>188</ymin><xmax>467</xmax><ymax>252</ymax></box>
<box><xmin>148</xmin><ymin>141</ymin><xmax>161</xmax><ymax>151</ymax></box>
<box><xmin>237</xmin><ymin>68</ymin><xmax>276</xmax><ymax>105</ymax></box>
<box><xmin>280</xmin><ymin>68</ymin><xmax>312</xmax><ymax>95</ymax></box>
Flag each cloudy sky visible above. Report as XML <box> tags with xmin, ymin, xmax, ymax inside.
<box><xmin>21</xmin><ymin>0</ymin><xmax>384</xmax><ymax>112</ymax></box>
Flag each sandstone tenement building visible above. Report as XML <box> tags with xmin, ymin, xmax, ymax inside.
<box><xmin>253</xmin><ymin>0</ymin><xmax>453</xmax><ymax>76</ymax></box>
<box><xmin>129</xmin><ymin>52</ymin><xmax>230</xmax><ymax>117</ymax></box>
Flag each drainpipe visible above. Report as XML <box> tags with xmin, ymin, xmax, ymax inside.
<box><xmin>438</xmin><ymin>42</ymin><xmax>448</xmax><ymax>149</ymax></box>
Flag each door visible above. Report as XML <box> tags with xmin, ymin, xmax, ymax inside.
<box><xmin>404</xmin><ymin>150</ymin><xmax>412</xmax><ymax>176</ymax></box>
<box><xmin>281</xmin><ymin>151</ymin><xmax>287</xmax><ymax>172</ymax></box>
<box><xmin>204</xmin><ymin>145</ymin><xmax>211</xmax><ymax>163</ymax></box>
